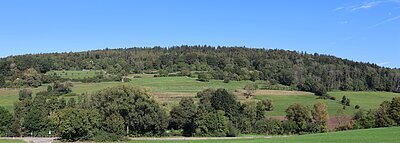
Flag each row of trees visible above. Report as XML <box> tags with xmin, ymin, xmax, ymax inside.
<box><xmin>0</xmin><ymin>86</ymin><xmax>327</xmax><ymax>141</ymax></box>
<box><xmin>1</xmin><ymin>85</ymin><xmax>400</xmax><ymax>141</ymax></box>
<box><xmin>1</xmin><ymin>46</ymin><xmax>400</xmax><ymax>94</ymax></box>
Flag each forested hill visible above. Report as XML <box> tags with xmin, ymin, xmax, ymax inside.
<box><xmin>1</xmin><ymin>45</ymin><xmax>399</xmax><ymax>93</ymax></box>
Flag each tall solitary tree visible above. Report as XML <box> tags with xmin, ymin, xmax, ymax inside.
<box><xmin>312</xmin><ymin>102</ymin><xmax>329</xmax><ymax>132</ymax></box>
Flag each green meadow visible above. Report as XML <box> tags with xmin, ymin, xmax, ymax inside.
<box><xmin>0</xmin><ymin>139</ymin><xmax>25</xmax><ymax>143</ymax></box>
<box><xmin>255</xmin><ymin>91</ymin><xmax>400</xmax><ymax>116</ymax></box>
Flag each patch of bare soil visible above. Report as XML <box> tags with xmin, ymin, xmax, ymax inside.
<box><xmin>152</xmin><ymin>92</ymin><xmax>196</xmax><ymax>98</ymax></box>
<box><xmin>254</xmin><ymin>90</ymin><xmax>313</xmax><ymax>96</ymax></box>
<box><xmin>235</xmin><ymin>89</ymin><xmax>313</xmax><ymax>96</ymax></box>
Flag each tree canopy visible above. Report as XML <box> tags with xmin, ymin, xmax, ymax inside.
<box><xmin>1</xmin><ymin>46</ymin><xmax>399</xmax><ymax>94</ymax></box>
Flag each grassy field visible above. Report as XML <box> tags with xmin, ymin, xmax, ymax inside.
<box><xmin>254</xmin><ymin>91</ymin><xmax>400</xmax><ymax>116</ymax></box>
<box><xmin>130</xmin><ymin>76</ymin><xmax>259</xmax><ymax>93</ymax></box>
<box><xmin>0</xmin><ymin>139</ymin><xmax>25</xmax><ymax>143</ymax></box>
<box><xmin>127</xmin><ymin>127</ymin><xmax>400</xmax><ymax>143</ymax></box>
<box><xmin>46</xmin><ymin>70</ymin><xmax>104</xmax><ymax>79</ymax></box>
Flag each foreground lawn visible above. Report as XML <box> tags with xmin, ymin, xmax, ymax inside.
<box><xmin>0</xmin><ymin>139</ymin><xmax>25</xmax><ymax>143</ymax></box>
<box><xmin>128</xmin><ymin>127</ymin><xmax>400</xmax><ymax>143</ymax></box>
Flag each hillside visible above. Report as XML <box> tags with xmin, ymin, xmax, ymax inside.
<box><xmin>1</xmin><ymin>46</ymin><xmax>399</xmax><ymax>94</ymax></box>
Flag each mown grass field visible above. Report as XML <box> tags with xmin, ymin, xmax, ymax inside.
<box><xmin>127</xmin><ymin>127</ymin><xmax>400</xmax><ymax>143</ymax></box>
<box><xmin>0</xmin><ymin>139</ymin><xmax>25</xmax><ymax>143</ymax></box>
<box><xmin>1</xmin><ymin>75</ymin><xmax>400</xmax><ymax>115</ymax></box>
<box><xmin>130</xmin><ymin>76</ymin><xmax>259</xmax><ymax>93</ymax></box>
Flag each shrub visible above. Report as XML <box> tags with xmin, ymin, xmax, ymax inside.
<box><xmin>226</xmin><ymin>121</ymin><xmax>239</xmax><ymax>137</ymax></box>
<box><xmin>91</xmin><ymin>130</ymin><xmax>126</xmax><ymax>142</ymax></box>
<box><xmin>18</xmin><ymin>89</ymin><xmax>32</xmax><ymax>101</ymax></box>
<box><xmin>223</xmin><ymin>78</ymin><xmax>230</xmax><ymax>83</ymax></box>
<box><xmin>122</xmin><ymin>77</ymin><xmax>131</xmax><ymax>82</ymax></box>
<box><xmin>197</xmin><ymin>73</ymin><xmax>211</xmax><ymax>82</ymax></box>
<box><xmin>316</xmin><ymin>94</ymin><xmax>335</xmax><ymax>101</ymax></box>
<box><xmin>254</xmin><ymin>118</ymin><xmax>282</xmax><ymax>135</ymax></box>
<box><xmin>341</xmin><ymin>96</ymin><xmax>351</xmax><ymax>106</ymax></box>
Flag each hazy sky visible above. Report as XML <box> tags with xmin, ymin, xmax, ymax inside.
<box><xmin>0</xmin><ymin>0</ymin><xmax>399</xmax><ymax>68</ymax></box>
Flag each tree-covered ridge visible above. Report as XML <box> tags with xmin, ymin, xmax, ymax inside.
<box><xmin>1</xmin><ymin>45</ymin><xmax>399</xmax><ymax>93</ymax></box>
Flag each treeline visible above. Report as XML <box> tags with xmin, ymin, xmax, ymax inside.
<box><xmin>1</xmin><ymin>46</ymin><xmax>400</xmax><ymax>93</ymax></box>
<box><xmin>0</xmin><ymin>85</ymin><xmax>329</xmax><ymax>141</ymax></box>
<box><xmin>1</xmin><ymin>85</ymin><xmax>400</xmax><ymax>141</ymax></box>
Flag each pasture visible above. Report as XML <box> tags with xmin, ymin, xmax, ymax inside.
<box><xmin>254</xmin><ymin>91</ymin><xmax>400</xmax><ymax>116</ymax></box>
<box><xmin>0</xmin><ymin>139</ymin><xmax>25</xmax><ymax>143</ymax></box>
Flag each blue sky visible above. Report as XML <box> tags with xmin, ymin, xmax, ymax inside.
<box><xmin>0</xmin><ymin>0</ymin><xmax>399</xmax><ymax>68</ymax></box>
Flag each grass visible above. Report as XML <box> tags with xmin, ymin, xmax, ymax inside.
<box><xmin>126</xmin><ymin>127</ymin><xmax>400</xmax><ymax>143</ymax></box>
<box><xmin>130</xmin><ymin>76</ymin><xmax>258</xmax><ymax>93</ymax></box>
<box><xmin>0</xmin><ymin>87</ymin><xmax>46</xmax><ymax>111</ymax></box>
<box><xmin>46</xmin><ymin>70</ymin><xmax>104</xmax><ymax>79</ymax></box>
<box><xmin>254</xmin><ymin>91</ymin><xmax>400</xmax><ymax>116</ymax></box>
<box><xmin>0</xmin><ymin>139</ymin><xmax>25</xmax><ymax>143</ymax></box>
<box><xmin>0</xmin><ymin>82</ymin><xmax>122</xmax><ymax>111</ymax></box>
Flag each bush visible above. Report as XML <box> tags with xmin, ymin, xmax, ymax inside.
<box><xmin>91</xmin><ymin>130</ymin><xmax>126</xmax><ymax>142</ymax></box>
<box><xmin>259</xmin><ymin>99</ymin><xmax>274</xmax><ymax>111</ymax></box>
<box><xmin>18</xmin><ymin>89</ymin><xmax>32</xmax><ymax>101</ymax></box>
<box><xmin>122</xmin><ymin>77</ymin><xmax>131</xmax><ymax>82</ymax></box>
<box><xmin>226</xmin><ymin>121</ymin><xmax>239</xmax><ymax>137</ymax></box>
<box><xmin>64</xmin><ymin>93</ymin><xmax>79</xmax><ymax>97</ymax></box>
<box><xmin>197</xmin><ymin>73</ymin><xmax>211</xmax><ymax>82</ymax></box>
<box><xmin>254</xmin><ymin>118</ymin><xmax>282</xmax><ymax>135</ymax></box>
<box><xmin>223</xmin><ymin>78</ymin><xmax>230</xmax><ymax>83</ymax></box>
<box><xmin>341</xmin><ymin>96</ymin><xmax>351</xmax><ymax>106</ymax></box>
<box><xmin>316</xmin><ymin>95</ymin><xmax>335</xmax><ymax>101</ymax></box>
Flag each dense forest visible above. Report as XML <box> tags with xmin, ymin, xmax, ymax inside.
<box><xmin>1</xmin><ymin>45</ymin><xmax>399</xmax><ymax>94</ymax></box>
